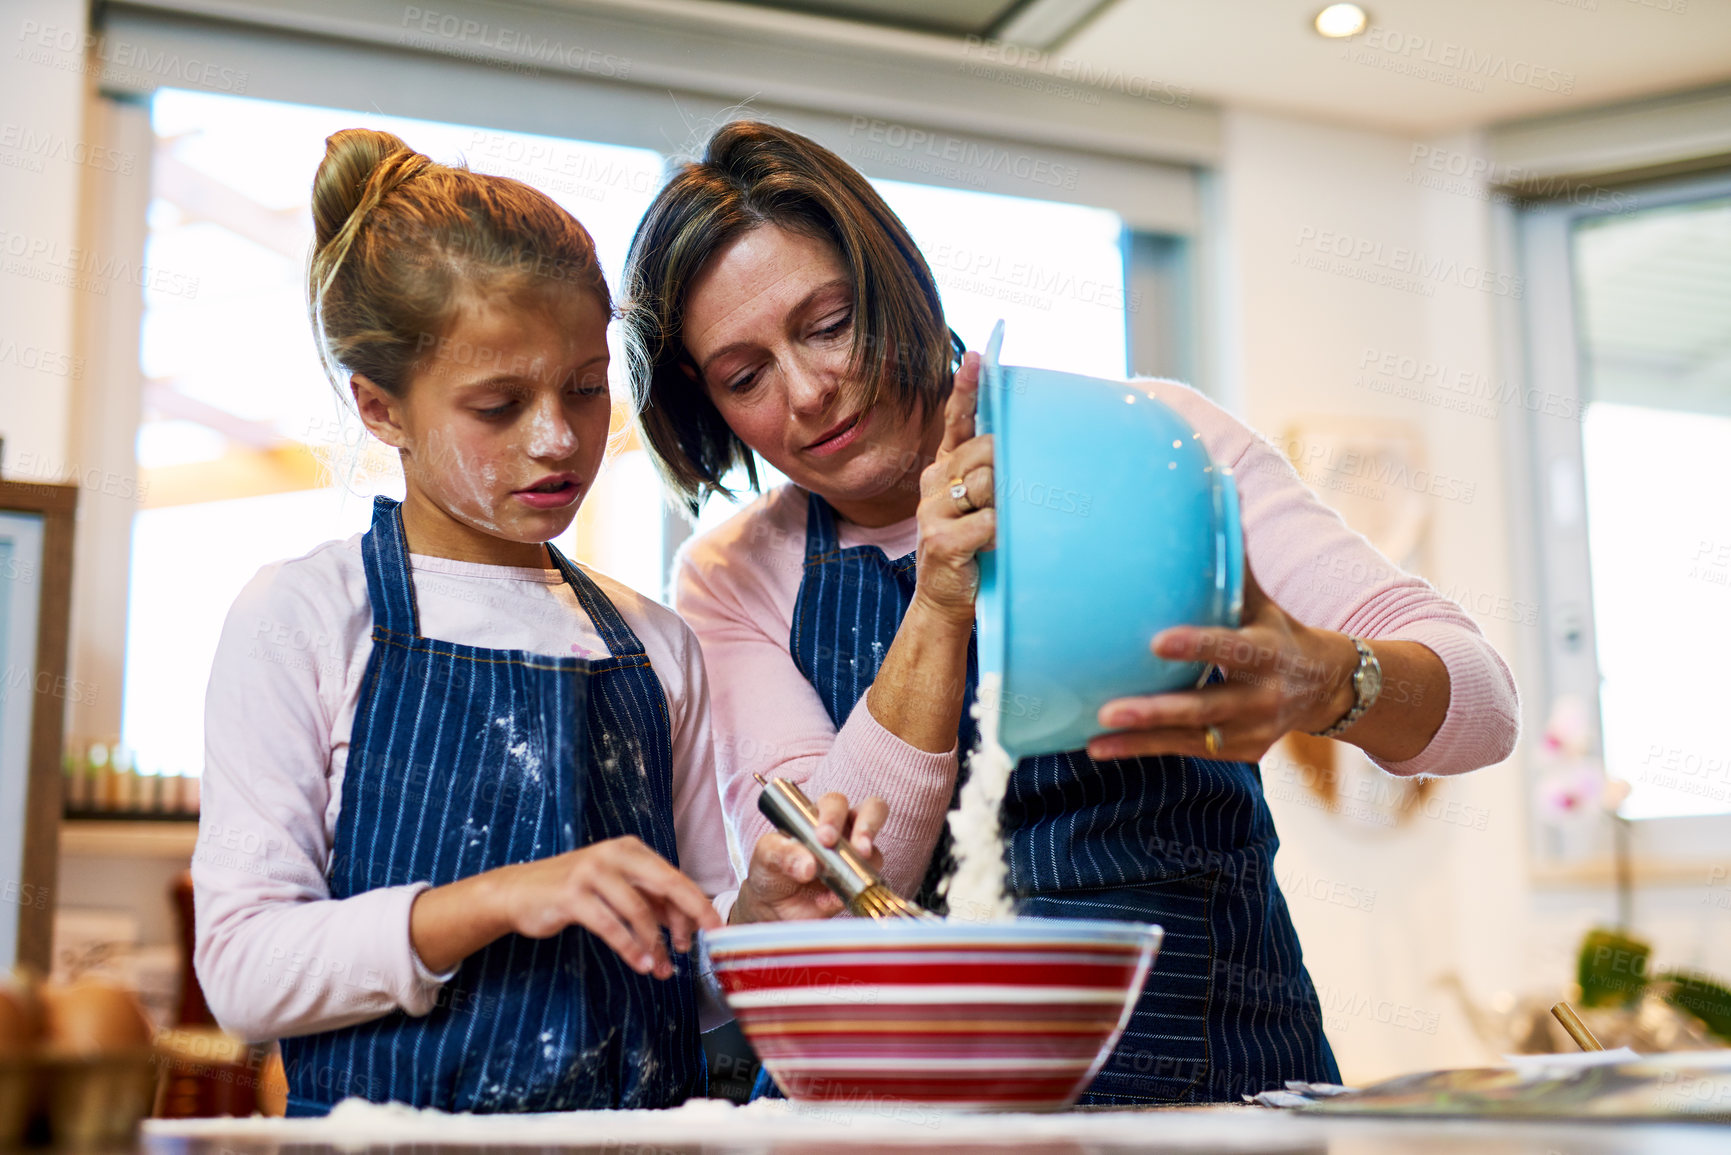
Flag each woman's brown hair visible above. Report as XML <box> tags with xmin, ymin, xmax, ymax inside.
<box><xmin>620</xmin><ymin>120</ymin><xmax>961</xmax><ymax>515</ymax></box>
<box><xmin>308</xmin><ymin>127</ymin><xmax>609</xmax><ymax>402</ymax></box>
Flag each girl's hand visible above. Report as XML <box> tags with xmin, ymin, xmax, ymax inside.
<box><xmin>1085</xmin><ymin>557</ymin><xmax>1359</xmax><ymax>764</ymax></box>
<box><xmin>732</xmin><ymin>792</ymin><xmax>890</xmax><ymax>923</ymax></box>
<box><xmin>914</xmin><ymin>351</ymin><xmax>993</xmax><ymax>626</ymax></box>
<box><xmin>496</xmin><ymin>836</ymin><xmax>723</xmax><ymax>980</ymax></box>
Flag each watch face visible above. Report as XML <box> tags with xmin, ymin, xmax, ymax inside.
<box><xmin>1357</xmin><ymin>649</ymin><xmax>1384</xmax><ymax>700</ymax></box>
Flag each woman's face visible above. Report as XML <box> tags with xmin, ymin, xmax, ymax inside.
<box><xmin>681</xmin><ymin>224</ymin><xmax>932</xmax><ymax>524</ymax></box>
<box><xmin>355</xmin><ymin>289</ymin><xmax>614</xmax><ymax>564</ymax></box>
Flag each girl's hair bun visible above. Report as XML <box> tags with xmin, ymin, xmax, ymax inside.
<box><xmin>306</xmin><ymin>126</ymin><xmax>608</xmax><ymax>406</ymax></box>
<box><xmin>312</xmin><ymin>128</ymin><xmax>418</xmax><ymax>250</ymax></box>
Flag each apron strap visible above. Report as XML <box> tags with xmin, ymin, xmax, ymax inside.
<box><xmin>360</xmin><ymin>495</ymin><xmax>648</xmax><ymax>659</ymax></box>
<box><xmin>361</xmin><ymin>496</ymin><xmax>421</xmax><ymax>638</ymax></box>
<box><xmin>543</xmin><ymin>542</ymin><xmax>649</xmax><ymax>660</ymax></box>
<box><xmin>802</xmin><ymin>489</ymin><xmax>839</xmax><ymax>562</ymax></box>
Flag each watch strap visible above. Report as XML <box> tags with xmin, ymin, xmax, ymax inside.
<box><xmin>1311</xmin><ymin>637</ymin><xmax>1378</xmax><ymax>740</ymax></box>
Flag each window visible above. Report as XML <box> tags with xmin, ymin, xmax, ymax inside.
<box><xmin>1518</xmin><ymin>173</ymin><xmax>1731</xmax><ymax>853</ymax></box>
<box><xmin>1573</xmin><ymin>194</ymin><xmax>1731</xmax><ymax>820</ymax></box>
<box><xmin>692</xmin><ymin>179</ymin><xmax>1135</xmax><ymax>538</ymax></box>
<box><xmin>121</xmin><ymin>90</ymin><xmax>666</xmax><ymax>777</ymax></box>
<box><xmin>117</xmin><ymin>90</ymin><xmax>1176</xmax><ymax>780</ymax></box>
<box><xmin>880</xmin><ymin>177</ymin><xmax>1129</xmax><ymax>378</ymax></box>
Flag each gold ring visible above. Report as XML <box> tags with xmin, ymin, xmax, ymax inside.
<box><xmin>1202</xmin><ymin>724</ymin><xmax>1223</xmax><ymax>757</ymax></box>
<box><xmin>948</xmin><ymin>476</ymin><xmax>975</xmax><ymax>514</ymax></box>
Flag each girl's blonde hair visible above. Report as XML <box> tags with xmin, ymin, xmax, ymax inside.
<box><xmin>308</xmin><ymin>127</ymin><xmax>609</xmax><ymax>401</ymax></box>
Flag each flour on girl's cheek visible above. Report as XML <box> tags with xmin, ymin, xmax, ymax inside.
<box><xmin>424</xmin><ymin>426</ymin><xmax>512</xmax><ymax>535</ymax></box>
<box><xmin>939</xmin><ymin>672</ymin><xmax>1016</xmax><ymax>923</ymax></box>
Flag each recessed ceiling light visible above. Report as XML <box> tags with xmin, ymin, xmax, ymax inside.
<box><xmin>1314</xmin><ymin>3</ymin><xmax>1368</xmax><ymax>38</ymax></box>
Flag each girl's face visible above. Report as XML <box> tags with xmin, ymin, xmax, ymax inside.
<box><xmin>681</xmin><ymin>224</ymin><xmax>934</xmax><ymax>526</ymax></box>
<box><xmin>354</xmin><ymin>290</ymin><xmax>613</xmax><ymax>566</ymax></box>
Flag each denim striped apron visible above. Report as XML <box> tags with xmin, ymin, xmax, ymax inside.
<box><xmin>280</xmin><ymin>496</ymin><xmax>702</xmax><ymax>1115</ymax></box>
<box><xmin>785</xmin><ymin>491</ymin><xmax>1339</xmax><ymax>1104</ymax></box>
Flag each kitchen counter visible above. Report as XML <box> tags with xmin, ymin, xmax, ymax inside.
<box><xmin>141</xmin><ymin>1102</ymin><xmax>1730</xmax><ymax>1155</ymax></box>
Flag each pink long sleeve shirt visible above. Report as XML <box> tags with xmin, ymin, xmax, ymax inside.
<box><xmin>675</xmin><ymin>379</ymin><xmax>1521</xmax><ymax>897</ymax></box>
<box><xmin>193</xmin><ymin>536</ymin><xmax>738</xmax><ymax>1044</ymax></box>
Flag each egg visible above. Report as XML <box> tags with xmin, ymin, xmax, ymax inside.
<box><xmin>40</xmin><ymin>981</ymin><xmax>153</xmax><ymax>1056</ymax></box>
<box><xmin>0</xmin><ymin>975</ymin><xmax>43</xmax><ymax>1057</ymax></box>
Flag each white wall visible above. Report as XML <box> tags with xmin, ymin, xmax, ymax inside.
<box><xmin>0</xmin><ymin>0</ymin><xmax>93</xmax><ymax>965</ymax></box>
<box><xmin>1</xmin><ymin>0</ymin><xmax>87</xmax><ymax>478</ymax></box>
<box><xmin>1216</xmin><ymin>109</ymin><xmax>1519</xmax><ymax>1080</ymax></box>
<box><xmin>1217</xmin><ymin>108</ymin><xmax>1731</xmax><ymax>1083</ymax></box>
<box><xmin>2</xmin><ymin>3</ymin><xmax>181</xmax><ymax>963</ymax></box>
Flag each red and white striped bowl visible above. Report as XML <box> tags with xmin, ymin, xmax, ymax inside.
<box><xmin>701</xmin><ymin>918</ymin><xmax>1162</xmax><ymax>1112</ymax></box>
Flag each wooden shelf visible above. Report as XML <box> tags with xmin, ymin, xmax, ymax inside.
<box><xmin>60</xmin><ymin>819</ymin><xmax>199</xmax><ymax>859</ymax></box>
<box><xmin>1529</xmin><ymin>857</ymin><xmax>1727</xmax><ymax>888</ymax></box>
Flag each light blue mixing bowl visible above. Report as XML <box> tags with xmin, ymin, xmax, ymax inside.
<box><xmin>975</xmin><ymin>322</ymin><xmax>1244</xmax><ymax>761</ymax></box>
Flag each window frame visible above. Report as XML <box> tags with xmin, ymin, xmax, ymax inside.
<box><xmin>1509</xmin><ymin>167</ymin><xmax>1731</xmax><ymax>876</ymax></box>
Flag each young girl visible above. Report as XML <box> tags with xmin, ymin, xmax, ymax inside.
<box><xmin>192</xmin><ymin>129</ymin><xmax>878</xmax><ymax>1117</ymax></box>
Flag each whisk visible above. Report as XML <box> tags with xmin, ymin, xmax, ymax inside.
<box><xmin>753</xmin><ymin>773</ymin><xmax>935</xmax><ymax>921</ymax></box>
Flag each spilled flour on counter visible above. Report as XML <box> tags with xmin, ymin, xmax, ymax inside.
<box><xmin>937</xmin><ymin>672</ymin><xmax>1016</xmax><ymax>923</ymax></box>
<box><xmin>143</xmin><ymin>1094</ymin><xmax>1297</xmax><ymax>1144</ymax></box>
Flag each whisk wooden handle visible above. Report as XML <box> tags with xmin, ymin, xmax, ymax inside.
<box><xmin>1550</xmin><ymin>1001</ymin><xmax>1604</xmax><ymax>1052</ymax></box>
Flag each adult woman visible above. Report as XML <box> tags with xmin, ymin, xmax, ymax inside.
<box><xmin>621</xmin><ymin>121</ymin><xmax>1518</xmax><ymax>1103</ymax></box>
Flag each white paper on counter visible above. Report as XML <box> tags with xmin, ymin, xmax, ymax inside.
<box><xmin>1500</xmin><ymin>1047</ymin><xmax>1641</xmax><ymax>1076</ymax></box>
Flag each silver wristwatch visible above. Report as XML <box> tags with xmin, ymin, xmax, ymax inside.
<box><xmin>1312</xmin><ymin>637</ymin><xmax>1382</xmax><ymax>739</ymax></box>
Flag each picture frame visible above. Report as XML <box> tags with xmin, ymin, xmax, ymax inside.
<box><xmin>0</xmin><ymin>479</ymin><xmax>78</xmax><ymax>972</ymax></box>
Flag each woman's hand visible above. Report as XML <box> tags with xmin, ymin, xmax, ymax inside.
<box><xmin>913</xmin><ymin>351</ymin><xmax>993</xmax><ymax>626</ymax></box>
<box><xmin>731</xmin><ymin>791</ymin><xmax>890</xmax><ymax>923</ymax></box>
<box><xmin>412</xmin><ymin>836</ymin><xmax>723</xmax><ymax>981</ymax></box>
<box><xmin>861</xmin><ymin>352</ymin><xmax>994</xmax><ymax>753</ymax></box>
<box><xmin>1085</xmin><ymin>559</ymin><xmax>1361</xmax><ymax>764</ymax></box>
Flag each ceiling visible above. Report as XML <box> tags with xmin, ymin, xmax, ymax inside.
<box><xmin>700</xmin><ymin>0</ymin><xmax>1731</xmax><ymax>134</ymax></box>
